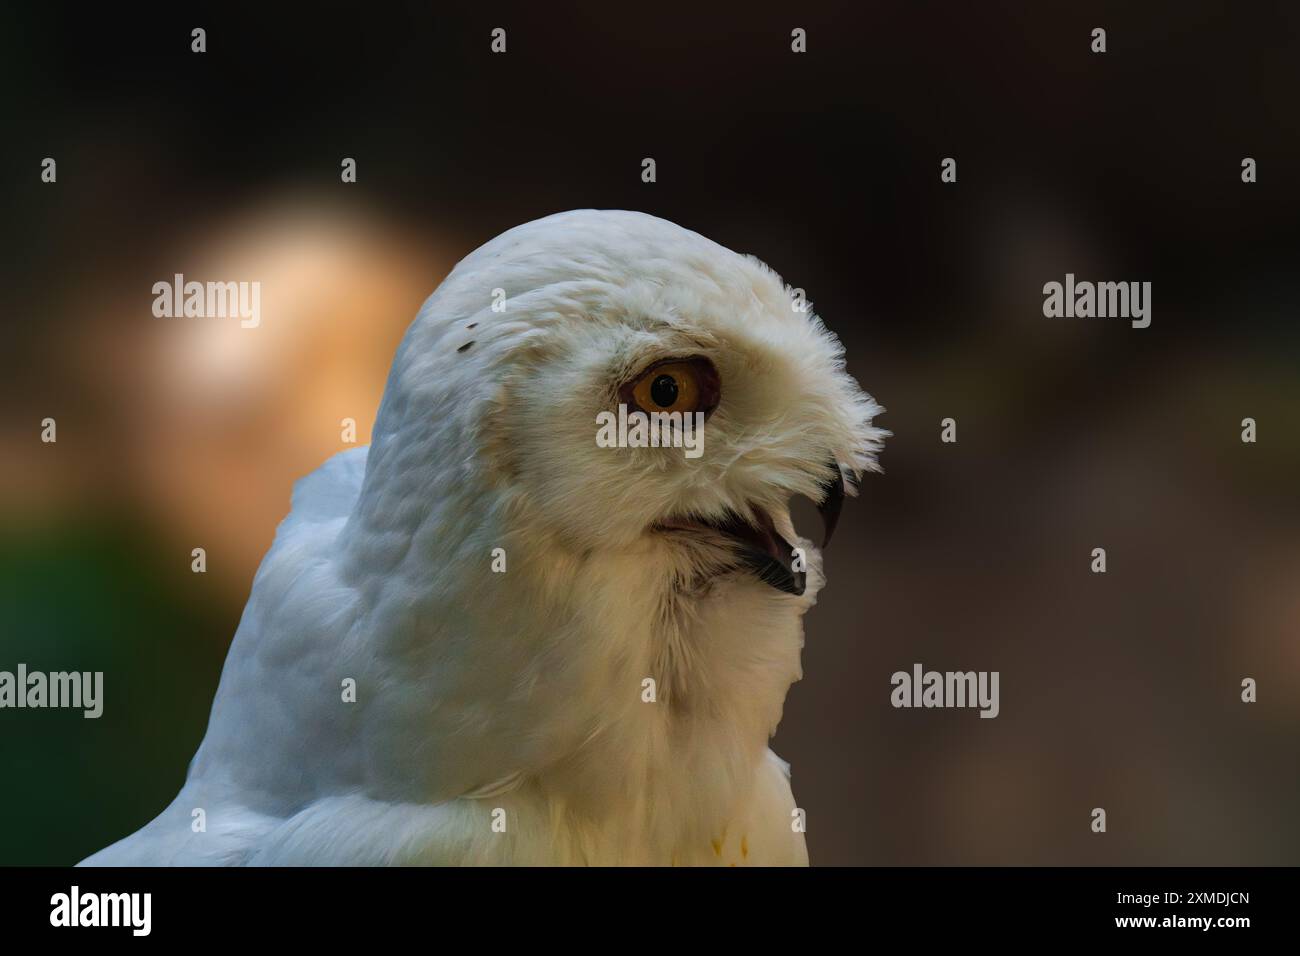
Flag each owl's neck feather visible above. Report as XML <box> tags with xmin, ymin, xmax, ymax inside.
<box><xmin>340</xmin><ymin>461</ymin><xmax>813</xmax><ymax>850</ymax></box>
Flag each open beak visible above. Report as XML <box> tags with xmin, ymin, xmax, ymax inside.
<box><xmin>657</xmin><ymin>462</ymin><xmax>857</xmax><ymax>597</ymax></box>
<box><xmin>698</xmin><ymin>509</ymin><xmax>806</xmax><ymax>596</ymax></box>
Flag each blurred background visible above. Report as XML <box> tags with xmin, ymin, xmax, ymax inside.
<box><xmin>1</xmin><ymin>2</ymin><xmax>1297</xmax><ymax>865</ymax></box>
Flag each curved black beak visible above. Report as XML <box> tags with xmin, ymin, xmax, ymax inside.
<box><xmin>817</xmin><ymin>463</ymin><xmax>854</xmax><ymax>548</ymax></box>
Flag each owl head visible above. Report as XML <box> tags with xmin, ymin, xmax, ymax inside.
<box><xmin>350</xmin><ymin>210</ymin><xmax>885</xmax><ymax>614</ymax></box>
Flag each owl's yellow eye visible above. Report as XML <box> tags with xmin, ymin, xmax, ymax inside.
<box><xmin>622</xmin><ymin>356</ymin><xmax>721</xmax><ymax>418</ymax></box>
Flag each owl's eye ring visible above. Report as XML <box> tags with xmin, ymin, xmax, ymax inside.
<box><xmin>619</xmin><ymin>355</ymin><xmax>721</xmax><ymax>420</ymax></box>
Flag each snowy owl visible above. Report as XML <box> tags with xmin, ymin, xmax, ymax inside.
<box><xmin>82</xmin><ymin>209</ymin><xmax>886</xmax><ymax>866</ymax></box>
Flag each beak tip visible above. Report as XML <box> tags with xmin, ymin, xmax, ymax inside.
<box><xmin>817</xmin><ymin>461</ymin><xmax>847</xmax><ymax>550</ymax></box>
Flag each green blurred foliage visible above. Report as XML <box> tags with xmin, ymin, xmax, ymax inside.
<box><xmin>0</xmin><ymin>516</ymin><xmax>230</xmax><ymax>864</ymax></box>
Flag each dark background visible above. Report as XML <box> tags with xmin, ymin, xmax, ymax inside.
<box><xmin>2</xmin><ymin>2</ymin><xmax>1297</xmax><ymax>865</ymax></box>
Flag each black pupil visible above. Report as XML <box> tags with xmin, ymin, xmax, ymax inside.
<box><xmin>649</xmin><ymin>374</ymin><xmax>679</xmax><ymax>408</ymax></box>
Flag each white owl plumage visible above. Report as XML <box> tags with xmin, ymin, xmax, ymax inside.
<box><xmin>81</xmin><ymin>210</ymin><xmax>885</xmax><ymax>866</ymax></box>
